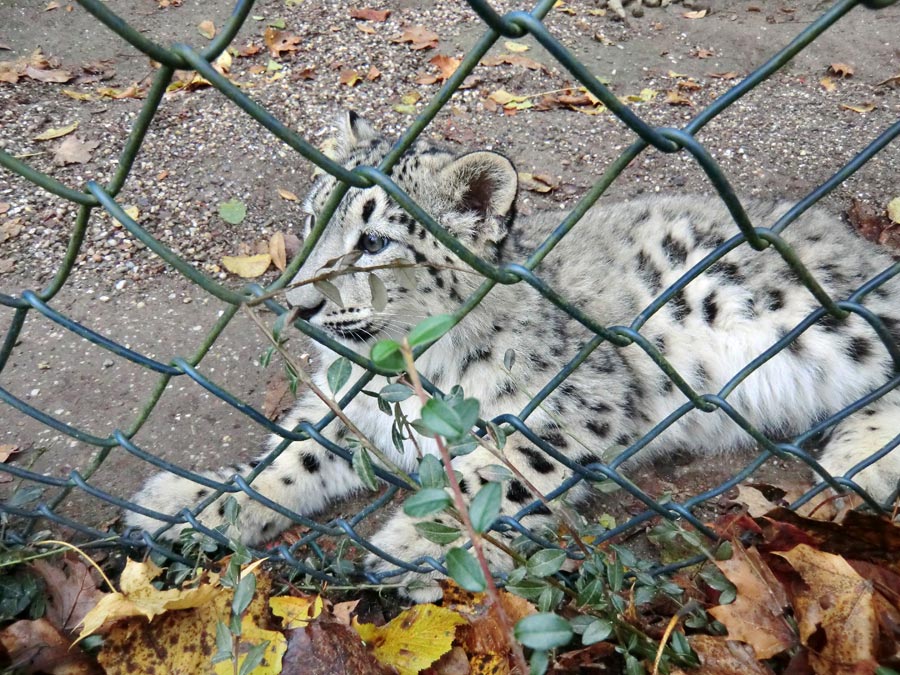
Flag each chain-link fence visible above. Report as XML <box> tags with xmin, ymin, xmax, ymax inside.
<box><xmin>1</xmin><ymin>0</ymin><xmax>899</xmax><ymax>589</ymax></box>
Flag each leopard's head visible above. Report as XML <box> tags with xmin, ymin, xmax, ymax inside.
<box><xmin>285</xmin><ymin>112</ymin><xmax>518</xmax><ymax>349</ymax></box>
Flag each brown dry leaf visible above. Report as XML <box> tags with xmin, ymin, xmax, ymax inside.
<box><xmin>416</xmin><ymin>54</ymin><xmax>461</xmax><ymax>84</ymax></box>
<box><xmin>0</xmin><ymin>202</ymin><xmax>9</xmax><ymax>214</ymax></box>
<box><xmin>684</xmin><ymin>9</ymin><xmax>708</xmax><ymax>18</ymax></box>
<box><xmin>262</xmin><ymin>371</ymin><xmax>294</xmax><ymax>420</ymax></box>
<box><xmin>283</xmin><ymin>619</ymin><xmax>392</xmax><ymax>675</ymax></box>
<box><xmin>677</xmin><ymin>79</ymin><xmax>702</xmax><ymax>91</ymax></box>
<box><xmin>876</xmin><ymin>72</ymin><xmax>900</xmax><ymax>87</ymax></box>
<box><xmin>0</xmin><ymin>444</ymin><xmax>18</xmax><ymax>462</ymax></box>
<box><xmin>665</xmin><ymin>90</ymin><xmax>693</xmax><ymax>106</ymax></box>
<box><xmin>33</xmin><ymin>121</ymin><xmax>79</xmax><ymax>141</ymax></box>
<box><xmin>0</xmin><ymin>62</ymin><xmax>22</xmax><ymax>84</ymax></box>
<box><xmin>391</xmin><ymin>25</ymin><xmax>439</xmax><ymax>50</ymax></box>
<box><xmin>237</xmin><ymin>42</ymin><xmax>262</xmax><ymax>57</ymax></box>
<box><xmin>222</xmin><ymin>253</ymin><xmax>272</xmax><ymax>278</ymax></box>
<box><xmin>78</xmin><ymin>559</ymin><xmax>222</xmax><ymax>640</ymax></box>
<box><xmin>350</xmin><ymin>8</ymin><xmax>391</xmax><ymax>21</ymax></box>
<box><xmin>709</xmin><ymin>71</ymin><xmax>740</xmax><ymax>79</ymax></box>
<box><xmin>687</xmin><ymin>635</ymin><xmax>774</xmax><ymax>674</ymax></box>
<box><xmin>820</xmin><ymin>76</ymin><xmax>837</xmax><ymax>92</ymax></box>
<box><xmin>197</xmin><ymin>19</ymin><xmax>215</xmax><ymax>39</ymax></box>
<box><xmin>357</xmin><ymin>23</ymin><xmax>376</xmax><ymax>34</ymax></box>
<box><xmin>32</xmin><ymin>554</ymin><xmax>105</xmax><ymax>633</ymax></box>
<box><xmin>482</xmin><ymin>53</ymin><xmax>547</xmax><ymax>72</ymax></box>
<box><xmin>0</xmin><ymin>218</ymin><xmax>23</xmax><ymax>243</ymax></box>
<box><xmin>840</xmin><ymin>101</ymin><xmax>876</xmax><ymax>113</ymax></box>
<box><xmin>708</xmin><ymin>541</ymin><xmax>796</xmax><ymax>659</ymax></box>
<box><xmin>265</xmin><ymin>27</ymin><xmax>301</xmax><ymax>57</ymax></box>
<box><xmin>277</xmin><ymin>188</ymin><xmax>299</xmax><ymax>201</ymax></box>
<box><xmin>340</xmin><ymin>69</ymin><xmax>361</xmax><ymax>86</ymax></box>
<box><xmin>829</xmin><ymin>62</ymin><xmax>854</xmax><ymax>78</ymax></box>
<box><xmin>95</xmin><ymin>84</ymin><xmax>144</xmax><ymax>99</ymax></box>
<box><xmin>365</xmin><ymin>65</ymin><xmax>380</xmax><ymax>81</ymax></box>
<box><xmin>694</xmin><ymin>47</ymin><xmax>714</xmax><ymax>58</ymax></box>
<box><xmin>0</xmin><ymin>618</ymin><xmax>100</xmax><ymax>675</ymax></box>
<box><xmin>776</xmin><ymin>544</ymin><xmax>879</xmax><ymax>672</ymax></box>
<box><xmin>45</xmin><ymin>1</ymin><xmax>60</xmax><ymax>9</ymax></box>
<box><xmin>332</xmin><ymin>599</ymin><xmax>360</xmax><ymax>625</ymax></box>
<box><xmin>518</xmin><ymin>172</ymin><xmax>558</xmax><ymax>194</ymax></box>
<box><xmin>25</xmin><ymin>64</ymin><xmax>73</xmax><ymax>83</ymax></box>
<box><xmin>269</xmin><ymin>232</ymin><xmax>288</xmax><ymax>271</ymax></box>
<box><xmin>354</xmin><ymin>605</ymin><xmax>466</xmax><ymax>675</ymax></box>
<box><xmin>53</xmin><ymin>135</ymin><xmax>100</xmax><ymax>165</ymax></box>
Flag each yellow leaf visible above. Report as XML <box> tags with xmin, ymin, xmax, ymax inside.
<box><xmin>504</xmin><ymin>41</ymin><xmax>529</xmax><ymax>53</ymax></box>
<box><xmin>683</xmin><ymin>9</ymin><xmax>707</xmax><ymax>18</ymax></box>
<box><xmin>887</xmin><ymin>197</ymin><xmax>900</xmax><ymax>224</ymax></box>
<box><xmin>270</xmin><ymin>595</ymin><xmax>324</xmax><ymax>629</ymax></box>
<box><xmin>487</xmin><ymin>89</ymin><xmax>529</xmax><ymax>105</ymax></box>
<box><xmin>33</xmin><ymin>121</ymin><xmax>78</xmax><ymax>141</ymax></box>
<box><xmin>277</xmin><ymin>188</ymin><xmax>298</xmax><ymax>201</ymax></box>
<box><xmin>61</xmin><ymin>89</ymin><xmax>92</xmax><ymax>101</ymax></box>
<box><xmin>354</xmin><ymin>604</ymin><xmax>466</xmax><ymax>675</ymax></box>
<box><xmin>840</xmin><ymin>101</ymin><xmax>876</xmax><ymax>113</ymax></box>
<box><xmin>820</xmin><ymin>76</ymin><xmax>836</xmax><ymax>92</ymax></box>
<box><xmin>400</xmin><ymin>91</ymin><xmax>421</xmax><ymax>105</ymax></box>
<box><xmin>269</xmin><ymin>232</ymin><xmax>287</xmax><ymax>271</ymax></box>
<box><xmin>78</xmin><ymin>560</ymin><xmax>221</xmax><ymax>641</ymax></box>
<box><xmin>198</xmin><ymin>19</ymin><xmax>216</xmax><ymax>39</ymax></box>
<box><xmin>340</xmin><ymin>69</ymin><xmax>361</xmax><ymax>87</ymax></box>
<box><xmin>222</xmin><ymin>254</ymin><xmax>272</xmax><ymax>278</ymax></box>
<box><xmin>112</xmin><ymin>205</ymin><xmax>139</xmax><ymax>228</ymax></box>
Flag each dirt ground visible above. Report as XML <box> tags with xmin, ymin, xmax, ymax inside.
<box><xmin>0</xmin><ymin>0</ymin><xmax>898</xmax><ymax>549</ymax></box>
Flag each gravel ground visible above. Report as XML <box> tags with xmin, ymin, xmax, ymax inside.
<box><xmin>0</xmin><ymin>0</ymin><xmax>898</xmax><ymax>541</ymax></box>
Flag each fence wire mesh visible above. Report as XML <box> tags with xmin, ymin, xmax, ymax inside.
<box><xmin>1</xmin><ymin>0</ymin><xmax>900</xmax><ymax>589</ymax></box>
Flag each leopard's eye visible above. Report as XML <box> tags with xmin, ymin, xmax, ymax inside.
<box><xmin>359</xmin><ymin>232</ymin><xmax>390</xmax><ymax>254</ymax></box>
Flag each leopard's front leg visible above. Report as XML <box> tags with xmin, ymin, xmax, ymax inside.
<box><xmin>126</xmin><ymin>389</ymin><xmax>365</xmax><ymax>546</ymax></box>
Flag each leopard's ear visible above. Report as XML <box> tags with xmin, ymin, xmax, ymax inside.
<box><xmin>439</xmin><ymin>151</ymin><xmax>518</xmax><ymax>241</ymax></box>
<box><xmin>336</xmin><ymin>110</ymin><xmax>379</xmax><ymax>149</ymax></box>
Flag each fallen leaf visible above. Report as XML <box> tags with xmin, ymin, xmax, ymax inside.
<box><xmin>876</xmin><ymin>72</ymin><xmax>900</xmax><ymax>87</ymax></box>
<box><xmin>277</xmin><ymin>188</ymin><xmax>298</xmax><ymax>201</ymax></box>
<box><xmin>687</xmin><ymin>635</ymin><xmax>774</xmax><ymax>674</ymax></box>
<box><xmin>518</xmin><ymin>172</ymin><xmax>558</xmax><ymax>193</ymax></box>
<box><xmin>53</xmin><ymin>135</ymin><xmax>99</xmax><ymax>165</ymax></box>
<box><xmin>25</xmin><ymin>64</ymin><xmax>73</xmax><ymax>83</ymax></box>
<box><xmin>95</xmin><ymin>84</ymin><xmax>143</xmax><ymax>99</ymax></box>
<box><xmin>156</xmin><ymin>169</ymin><xmax>169</xmax><ymax>181</ymax></box>
<box><xmin>262</xmin><ymin>371</ymin><xmax>293</xmax><ymax>420</ymax></box>
<box><xmin>708</xmin><ymin>542</ymin><xmax>796</xmax><ymax>659</ymax></box>
<box><xmin>61</xmin><ymin>88</ymin><xmax>93</xmax><ymax>100</ymax></box>
<box><xmin>828</xmin><ymin>62</ymin><xmax>854</xmax><ymax>78</ymax></box>
<box><xmin>45</xmin><ymin>1</ymin><xmax>60</xmax><ymax>9</ymax></box>
<box><xmin>222</xmin><ymin>254</ymin><xmax>272</xmax><ymax>278</ymax></box>
<box><xmin>665</xmin><ymin>90</ymin><xmax>693</xmax><ymax>106</ymax></box>
<box><xmin>709</xmin><ymin>71</ymin><xmax>740</xmax><ymax>79</ymax></box>
<box><xmin>112</xmin><ymin>205</ymin><xmax>139</xmax><ymax>228</ymax></box>
<box><xmin>684</xmin><ymin>9</ymin><xmax>708</xmax><ymax>18</ymax></box>
<box><xmin>269</xmin><ymin>232</ymin><xmax>287</xmax><ymax>271</ymax></box>
<box><xmin>340</xmin><ymin>69</ymin><xmax>361</xmax><ymax>86</ymax></box>
<box><xmin>0</xmin><ymin>258</ymin><xmax>15</xmax><ymax>274</ymax></box>
<box><xmin>841</xmin><ymin>101</ymin><xmax>875</xmax><ymax>113</ymax></box>
<box><xmin>78</xmin><ymin>560</ymin><xmax>221</xmax><ymax>640</ymax></box>
<box><xmin>0</xmin><ymin>618</ymin><xmax>99</xmax><ymax>675</ymax></box>
<box><xmin>218</xmin><ymin>198</ymin><xmax>247</xmax><ymax>224</ymax></box>
<box><xmin>283</xmin><ymin>619</ymin><xmax>392</xmax><ymax>674</ymax></box>
<box><xmin>481</xmin><ymin>53</ymin><xmax>547</xmax><ymax>72</ymax></box>
<box><xmin>264</xmin><ymin>27</ymin><xmax>301</xmax><ymax>57</ymax></box>
<box><xmin>504</xmin><ymin>41</ymin><xmax>529</xmax><ymax>53</ymax></box>
<box><xmin>197</xmin><ymin>19</ymin><xmax>216</xmax><ymax>39</ymax></box>
<box><xmin>238</xmin><ymin>42</ymin><xmax>262</xmax><ymax>57</ymax></box>
<box><xmin>888</xmin><ymin>197</ymin><xmax>900</xmax><ymax>225</ymax></box>
<box><xmin>820</xmin><ymin>76</ymin><xmax>836</xmax><ymax>92</ymax></box>
<box><xmin>33</xmin><ymin>121</ymin><xmax>79</xmax><ymax>141</ymax></box>
<box><xmin>350</xmin><ymin>8</ymin><xmax>391</xmax><ymax>21</ymax></box>
<box><xmin>776</xmin><ymin>544</ymin><xmax>878</xmax><ymax>672</ymax></box>
<box><xmin>32</xmin><ymin>555</ymin><xmax>104</xmax><ymax>634</ymax></box>
<box><xmin>391</xmin><ymin>25</ymin><xmax>439</xmax><ymax>50</ymax></box>
<box><xmin>355</xmin><ymin>605</ymin><xmax>466</xmax><ymax>675</ymax></box>
<box><xmin>0</xmin><ymin>444</ymin><xmax>19</xmax><ymax>462</ymax></box>
<box><xmin>694</xmin><ymin>48</ymin><xmax>714</xmax><ymax>58</ymax></box>
<box><xmin>271</xmin><ymin>595</ymin><xmax>324</xmax><ymax>629</ymax></box>
<box><xmin>357</xmin><ymin>23</ymin><xmax>376</xmax><ymax>34</ymax></box>
<box><xmin>0</xmin><ymin>218</ymin><xmax>23</xmax><ymax>243</ymax></box>
<box><xmin>416</xmin><ymin>54</ymin><xmax>461</xmax><ymax>84</ymax></box>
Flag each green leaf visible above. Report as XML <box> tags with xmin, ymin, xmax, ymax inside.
<box><xmin>327</xmin><ymin>357</ymin><xmax>352</xmax><ymax>394</ymax></box>
<box><xmin>418</xmin><ymin>455</ymin><xmax>446</xmax><ymax>489</ymax></box>
<box><xmin>218</xmin><ymin>198</ymin><xmax>247</xmax><ymax>224</ymax></box>
<box><xmin>577</xmin><ymin>578</ymin><xmax>606</xmax><ymax>607</ymax></box>
<box><xmin>529</xmin><ymin>649</ymin><xmax>549</xmax><ymax>675</ymax></box>
<box><xmin>445</xmin><ymin>547</ymin><xmax>486</xmax><ymax>592</ymax></box>
<box><xmin>370</xmin><ymin>340</ymin><xmax>405</xmax><ymax>371</ymax></box>
<box><xmin>267</xmin><ymin>17</ymin><xmax>286</xmax><ymax>28</ymax></box>
<box><xmin>408</xmin><ymin>314</ymin><xmax>454</xmax><ymax>348</ymax></box>
<box><xmin>352</xmin><ymin>448</ymin><xmax>378</xmax><ymax>491</ymax></box>
<box><xmin>468</xmin><ymin>482</ymin><xmax>501</xmax><ymax>533</ymax></box>
<box><xmin>239</xmin><ymin>640</ymin><xmax>270</xmax><ymax>675</ymax></box>
<box><xmin>420</xmin><ymin>398</ymin><xmax>465</xmax><ymax>440</ymax></box>
<box><xmin>478</xmin><ymin>464</ymin><xmax>513</xmax><ymax>483</ymax></box>
<box><xmin>453</xmin><ymin>397</ymin><xmax>480</xmax><ymax>431</ymax></box>
<box><xmin>313</xmin><ymin>280</ymin><xmax>344</xmax><ymax>308</ymax></box>
<box><xmin>379</xmin><ymin>382</ymin><xmax>414</xmax><ymax>402</ymax></box>
<box><xmin>582</xmin><ymin>618</ymin><xmax>613</xmax><ymax>645</ymax></box>
<box><xmin>514</xmin><ymin>613</ymin><xmax>573</xmax><ymax>650</ymax></box>
<box><xmin>402</xmin><ymin>488</ymin><xmax>451</xmax><ymax>517</ymax></box>
<box><xmin>232</xmin><ymin>572</ymin><xmax>256</xmax><ymax>616</ymax></box>
<box><xmin>486</xmin><ymin>421</ymin><xmax>507</xmax><ymax>449</ymax></box>
<box><xmin>213</xmin><ymin>619</ymin><xmax>233</xmax><ymax>662</ymax></box>
<box><xmin>526</xmin><ymin>549</ymin><xmax>566</xmax><ymax>578</ymax></box>
<box><xmin>414</xmin><ymin>521</ymin><xmax>461</xmax><ymax>544</ymax></box>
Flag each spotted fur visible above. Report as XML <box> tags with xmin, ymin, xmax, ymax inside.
<box><xmin>129</xmin><ymin>112</ymin><xmax>900</xmax><ymax>602</ymax></box>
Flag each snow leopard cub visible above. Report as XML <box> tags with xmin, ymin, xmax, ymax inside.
<box><xmin>129</xmin><ymin>112</ymin><xmax>900</xmax><ymax>601</ymax></box>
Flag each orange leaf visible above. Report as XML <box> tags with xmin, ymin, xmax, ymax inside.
<box><xmin>390</xmin><ymin>25</ymin><xmax>439</xmax><ymax>50</ymax></box>
<box><xmin>350</xmin><ymin>8</ymin><xmax>391</xmax><ymax>21</ymax></box>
